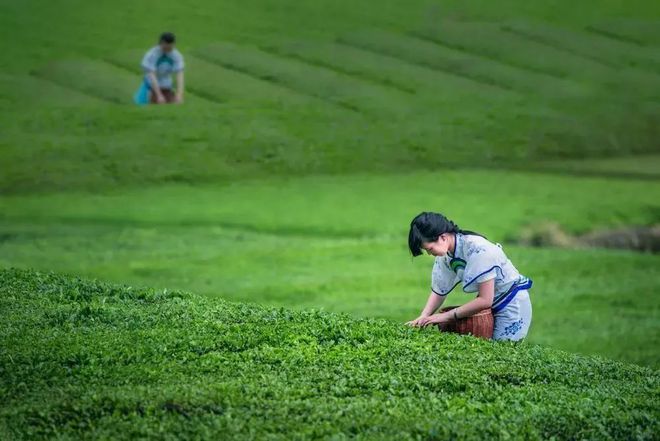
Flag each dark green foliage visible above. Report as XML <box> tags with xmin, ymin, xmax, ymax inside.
<box><xmin>1</xmin><ymin>269</ymin><xmax>657</xmax><ymax>440</ymax></box>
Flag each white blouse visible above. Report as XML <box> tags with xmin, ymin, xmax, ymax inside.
<box><xmin>431</xmin><ymin>233</ymin><xmax>525</xmax><ymax>301</ymax></box>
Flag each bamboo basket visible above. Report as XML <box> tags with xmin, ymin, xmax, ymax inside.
<box><xmin>438</xmin><ymin>306</ymin><xmax>494</xmax><ymax>339</ymax></box>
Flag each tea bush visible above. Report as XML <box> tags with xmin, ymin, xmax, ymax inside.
<box><xmin>1</xmin><ymin>268</ymin><xmax>657</xmax><ymax>439</ymax></box>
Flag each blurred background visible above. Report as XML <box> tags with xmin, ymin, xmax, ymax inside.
<box><xmin>0</xmin><ymin>0</ymin><xmax>658</xmax><ymax>367</ymax></box>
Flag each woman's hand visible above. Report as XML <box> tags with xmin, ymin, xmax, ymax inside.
<box><xmin>406</xmin><ymin>312</ymin><xmax>453</xmax><ymax>328</ymax></box>
<box><xmin>405</xmin><ymin>315</ymin><xmax>430</xmax><ymax>327</ymax></box>
<box><xmin>423</xmin><ymin>312</ymin><xmax>453</xmax><ymax>327</ymax></box>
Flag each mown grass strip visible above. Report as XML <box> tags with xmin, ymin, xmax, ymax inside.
<box><xmin>32</xmin><ymin>59</ymin><xmax>142</xmax><ymax>105</ymax></box>
<box><xmin>339</xmin><ymin>30</ymin><xmax>585</xmax><ymax>98</ymax></box>
<box><xmin>269</xmin><ymin>39</ymin><xmax>520</xmax><ymax>106</ymax></box>
<box><xmin>194</xmin><ymin>46</ymin><xmax>361</xmax><ymax>113</ymax></box>
<box><xmin>408</xmin><ymin>31</ymin><xmax>569</xmax><ymax>82</ymax></box>
<box><xmin>260</xmin><ymin>42</ymin><xmax>416</xmax><ymax>95</ymax></box>
<box><xmin>338</xmin><ymin>31</ymin><xmax>514</xmax><ymax>93</ymax></box>
<box><xmin>194</xmin><ymin>42</ymin><xmax>416</xmax><ymax>116</ymax></box>
<box><xmin>0</xmin><ymin>73</ymin><xmax>102</xmax><ymax>108</ymax></box>
<box><xmin>412</xmin><ymin>21</ymin><xmax>615</xmax><ymax>84</ymax></box>
<box><xmin>586</xmin><ymin>19</ymin><xmax>660</xmax><ymax>47</ymax></box>
<box><xmin>501</xmin><ymin>22</ymin><xmax>660</xmax><ymax>83</ymax></box>
<box><xmin>410</xmin><ymin>21</ymin><xmax>660</xmax><ymax>102</ymax></box>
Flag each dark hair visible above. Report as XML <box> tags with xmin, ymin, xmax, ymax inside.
<box><xmin>408</xmin><ymin>212</ymin><xmax>483</xmax><ymax>257</ymax></box>
<box><xmin>159</xmin><ymin>32</ymin><xmax>176</xmax><ymax>44</ymax></box>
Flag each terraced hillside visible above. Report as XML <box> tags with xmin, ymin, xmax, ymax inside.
<box><xmin>1</xmin><ymin>1</ymin><xmax>660</xmax><ymax>193</ymax></box>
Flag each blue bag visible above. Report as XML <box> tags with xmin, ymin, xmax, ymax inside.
<box><xmin>133</xmin><ymin>78</ymin><xmax>150</xmax><ymax>105</ymax></box>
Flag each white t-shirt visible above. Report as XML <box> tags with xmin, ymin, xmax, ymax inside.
<box><xmin>431</xmin><ymin>233</ymin><xmax>526</xmax><ymax>302</ymax></box>
<box><xmin>141</xmin><ymin>46</ymin><xmax>185</xmax><ymax>89</ymax></box>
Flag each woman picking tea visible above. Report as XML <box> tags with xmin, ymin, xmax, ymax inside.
<box><xmin>405</xmin><ymin>212</ymin><xmax>533</xmax><ymax>341</ymax></box>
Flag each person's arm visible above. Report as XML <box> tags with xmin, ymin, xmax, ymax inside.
<box><xmin>175</xmin><ymin>71</ymin><xmax>184</xmax><ymax>103</ymax></box>
<box><xmin>142</xmin><ymin>49</ymin><xmax>165</xmax><ymax>104</ymax></box>
<box><xmin>451</xmin><ymin>278</ymin><xmax>494</xmax><ymax>320</ymax></box>
<box><xmin>419</xmin><ymin>278</ymin><xmax>495</xmax><ymax>327</ymax></box>
<box><xmin>405</xmin><ymin>291</ymin><xmax>447</xmax><ymax>326</ymax></box>
<box><xmin>147</xmin><ymin>72</ymin><xmax>165</xmax><ymax>104</ymax></box>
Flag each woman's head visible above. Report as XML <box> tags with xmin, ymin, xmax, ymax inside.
<box><xmin>408</xmin><ymin>212</ymin><xmax>462</xmax><ymax>257</ymax></box>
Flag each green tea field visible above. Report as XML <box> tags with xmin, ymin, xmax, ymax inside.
<box><xmin>1</xmin><ymin>0</ymin><xmax>659</xmax><ymax>439</ymax></box>
<box><xmin>1</xmin><ymin>269</ymin><xmax>658</xmax><ymax>439</ymax></box>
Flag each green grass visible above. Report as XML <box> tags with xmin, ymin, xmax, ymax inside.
<box><xmin>340</xmin><ymin>29</ymin><xmax>586</xmax><ymax>97</ymax></box>
<box><xmin>2</xmin><ymin>171</ymin><xmax>659</xmax><ymax>366</ymax></box>
<box><xmin>588</xmin><ymin>18</ymin><xmax>660</xmax><ymax>47</ymax></box>
<box><xmin>415</xmin><ymin>21</ymin><xmax>660</xmax><ymax>96</ymax></box>
<box><xmin>193</xmin><ymin>42</ymin><xmax>415</xmax><ymax>116</ymax></box>
<box><xmin>2</xmin><ymin>170</ymin><xmax>658</xmax><ymax>238</ymax></box>
<box><xmin>2</xmin><ymin>1</ymin><xmax>660</xmax><ymax>193</ymax></box>
<box><xmin>0</xmin><ymin>73</ymin><xmax>101</xmax><ymax>107</ymax></box>
<box><xmin>1</xmin><ymin>2</ymin><xmax>660</xmax><ymax>437</ymax></box>
<box><xmin>540</xmin><ymin>154</ymin><xmax>660</xmax><ymax>179</ymax></box>
<box><xmin>2</xmin><ymin>223</ymin><xmax>659</xmax><ymax>367</ymax></box>
<box><xmin>33</xmin><ymin>59</ymin><xmax>140</xmax><ymax>105</ymax></box>
<box><xmin>1</xmin><ymin>268</ymin><xmax>658</xmax><ymax>440</ymax></box>
<box><xmin>501</xmin><ymin>21</ymin><xmax>660</xmax><ymax>72</ymax></box>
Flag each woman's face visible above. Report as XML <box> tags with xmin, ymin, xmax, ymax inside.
<box><xmin>422</xmin><ymin>234</ymin><xmax>451</xmax><ymax>256</ymax></box>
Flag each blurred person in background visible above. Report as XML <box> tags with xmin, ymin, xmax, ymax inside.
<box><xmin>134</xmin><ymin>32</ymin><xmax>185</xmax><ymax>105</ymax></box>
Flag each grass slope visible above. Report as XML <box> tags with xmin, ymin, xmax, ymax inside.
<box><xmin>1</xmin><ymin>268</ymin><xmax>658</xmax><ymax>440</ymax></box>
<box><xmin>2</xmin><ymin>171</ymin><xmax>659</xmax><ymax>367</ymax></box>
<box><xmin>1</xmin><ymin>1</ymin><xmax>660</xmax><ymax>193</ymax></box>
<box><xmin>2</xmin><ymin>222</ymin><xmax>659</xmax><ymax>367</ymax></box>
<box><xmin>2</xmin><ymin>170</ymin><xmax>659</xmax><ymax>238</ymax></box>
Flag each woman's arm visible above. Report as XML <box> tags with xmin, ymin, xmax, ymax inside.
<box><xmin>417</xmin><ymin>278</ymin><xmax>495</xmax><ymax>327</ymax></box>
<box><xmin>422</xmin><ymin>291</ymin><xmax>446</xmax><ymax>316</ymax></box>
<box><xmin>406</xmin><ymin>291</ymin><xmax>446</xmax><ymax>326</ymax></box>
<box><xmin>452</xmin><ymin>278</ymin><xmax>494</xmax><ymax>320</ymax></box>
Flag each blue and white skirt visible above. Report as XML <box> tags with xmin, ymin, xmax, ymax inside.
<box><xmin>493</xmin><ymin>290</ymin><xmax>532</xmax><ymax>341</ymax></box>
